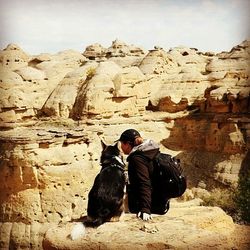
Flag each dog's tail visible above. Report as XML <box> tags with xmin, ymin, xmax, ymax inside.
<box><xmin>70</xmin><ymin>222</ymin><xmax>86</xmax><ymax>240</ymax></box>
<box><xmin>70</xmin><ymin>217</ymin><xmax>104</xmax><ymax>240</ymax></box>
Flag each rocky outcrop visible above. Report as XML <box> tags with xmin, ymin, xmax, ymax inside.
<box><xmin>0</xmin><ymin>124</ymin><xmax>103</xmax><ymax>224</ymax></box>
<box><xmin>0</xmin><ymin>39</ymin><xmax>249</xmax><ymax>249</ymax></box>
<box><xmin>83</xmin><ymin>39</ymin><xmax>146</xmax><ymax>67</ymax></box>
<box><xmin>142</xmin><ymin>46</ymin><xmax>210</xmax><ymax>112</ymax></box>
<box><xmin>83</xmin><ymin>43</ymin><xmax>106</xmax><ymax>60</ymax></box>
<box><xmin>0</xmin><ymin>48</ymin><xmax>86</xmax><ymax>122</ymax></box>
<box><xmin>0</xmin><ymin>44</ymin><xmax>29</xmax><ymax>70</ymax></box>
<box><xmin>43</xmin><ymin>203</ymin><xmax>237</xmax><ymax>250</ymax></box>
<box><xmin>41</xmin><ymin>61</ymin><xmax>99</xmax><ymax>118</ymax></box>
<box><xmin>1</xmin><ymin>200</ymin><xmax>242</xmax><ymax>250</ymax></box>
<box><xmin>2</xmin><ymin>40</ymin><xmax>248</xmax><ymax>122</ymax></box>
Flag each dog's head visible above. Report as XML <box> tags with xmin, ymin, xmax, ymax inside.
<box><xmin>100</xmin><ymin>141</ymin><xmax>125</xmax><ymax>169</ymax></box>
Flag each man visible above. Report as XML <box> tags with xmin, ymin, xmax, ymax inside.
<box><xmin>116</xmin><ymin>129</ymin><xmax>170</xmax><ymax>221</ymax></box>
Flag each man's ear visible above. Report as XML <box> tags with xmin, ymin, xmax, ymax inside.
<box><xmin>101</xmin><ymin>140</ymin><xmax>107</xmax><ymax>150</ymax></box>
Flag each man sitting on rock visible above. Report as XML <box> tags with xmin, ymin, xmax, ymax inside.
<box><xmin>116</xmin><ymin>129</ymin><xmax>170</xmax><ymax>221</ymax></box>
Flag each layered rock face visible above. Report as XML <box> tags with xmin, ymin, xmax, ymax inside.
<box><xmin>0</xmin><ymin>40</ymin><xmax>249</xmax><ymax>249</ymax></box>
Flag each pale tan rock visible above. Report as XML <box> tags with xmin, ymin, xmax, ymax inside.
<box><xmin>145</xmin><ymin>40</ymin><xmax>250</xmax><ymax>114</ymax></box>
<box><xmin>1</xmin><ymin>189</ymin><xmax>42</xmax><ymax>223</ymax></box>
<box><xmin>83</xmin><ymin>40</ymin><xmax>146</xmax><ymax>63</ymax></box>
<box><xmin>0</xmin><ymin>109</ymin><xmax>17</xmax><ymax>122</ymax></box>
<box><xmin>1</xmin><ymin>40</ymin><xmax>248</xmax><ymax>122</ymax></box>
<box><xmin>106</xmin><ymin>39</ymin><xmax>146</xmax><ymax>57</ymax></box>
<box><xmin>64</xmin><ymin>61</ymin><xmax>98</xmax><ymax>79</ymax></box>
<box><xmin>2</xmin><ymin>206</ymin><xmax>248</xmax><ymax>250</ymax></box>
<box><xmin>0</xmin><ymin>43</ymin><xmax>29</xmax><ymax>70</ymax></box>
<box><xmin>139</xmin><ymin>46</ymin><xmax>211</xmax><ymax>112</ymax></box>
<box><xmin>74</xmin><ymin>73</ymin><xmax>115</xmax><ymax>117</ymax></box>
<box><xmin>206</xmin><ymin>58</ymin><xmax>248</xmax><ymax>72</ymax></box>
<box><xmin>71</xmin><ymin>63</ymin><xmax>149</xmax><ymax>118</ymax></box>
<box><xmin>106</xmin><ymin>40</ymin><xmax>146</xmax><ymax>67</ymax></box>
<box><xmin>217</xmin><ymin>40</ymin><xmax>250</xmax><ymax>59</ymax></box>
<box><xmin>94</xmin><ymin>61</ymin><xmax>122</xmax><ymax>79</ymax></box>
<box><xmin>15</xmin><ymin>66</ymin><xmax>46</xmax><ymax>81</ymax></box>
<box><xmin>205</xmin><ymin>85</ymin><xmax>250</xmax><ymax>113</ymax></box>
<box><xmin>169</xmin><ymin>46</ymin><xmax>208</xmax><ymax>66</ymax></box>
<box><xmin>0</xmin><ymin>222</ymin><xmax>12</xmax><ymax>249</ymax></box>
<box><xmin>108</xmin><ymin>55</ymin><xmax>145</xmax><ymax>68</ymax></box>
<box><xmin>55</xmin><ymin>49</ymin><xmax>86</xmax><ymax>62</ymax></box>
<box><xmin>139</xmin><ymin>48</ymin><xmax>179</xmax><ymax>75</ymax></box>
<box><xmin>0</xmin><ymin>77</ymin><xmax>58</xmax><ymax>120</ymax></box>
<box><xmin>43</xmin><ymin>206</ymin><xmax>236</xmax><ymax>250</ymax></box>
<box><xmin>42</xmin><ymin>61</ymin><xmax>98</xmax><ymax>117</ymax></box>
<box><xmin>29</xmin><ymin>53</ymin><xmax>52</xmax><ymax>64</ymax></box>
<box><xmin>0</xmin><ymin>48</ymin><xmax>88</xmax><ymax>121</ymax></box>
<box><xmin>213</xmin><ymin>153</ymin><xmax>246</xmax><ymax>186</ymax></box>
<box><xmin>0</xmin><ymin>222</ymin><xmax>54</xmax><ymax>250</ymax></box>
<box><xmin>148</xmin><ymin>76</ymin><xmax>210</xmax><ymax>112</ymax></box>
<box><xmin>0</xmin><ymin>68</ymin><xmax>23</xmax><ymax>85</ymax></box>
<box><xmin>35</xmin><ymin>49</ymin><xmax>86</xmax><ymax>79</ymax></box>
<box><xmin>207</xmin><ymin>71</ymin><xmax>227</xmax><ymax>81</ymax></box>
<box><xmin>0</xmin><ymin>126</ymin><xmax>96</xmax><ymax>224</ymax></box>
<box><xmin>171</xmin><ymin>198</ymin><xmax>203</xmax><ymax>207</ymax></box>
<box><xmin>191</xmin><ymin>187</ymin><xmax>211</xmax><ymax>200</ymax></box>
<box><xmin>113</xmin><ymin>66</ymin><xmax>146</xmax><ymax>97</ymax></box>
<box><xmin>83</xmin><ymin>43</ymin><xmax>106</xmax><ymax>60</ymax></box>
<box><xmin>0</xmin><ymin>40</ymin><xmax>249</xmax><ymax>250</ymax></box>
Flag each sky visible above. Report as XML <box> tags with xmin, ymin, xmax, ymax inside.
<box><xmin>0</xmin><ymin>0</ymin><xmax>249</xmax><ymax>54</ymax></box>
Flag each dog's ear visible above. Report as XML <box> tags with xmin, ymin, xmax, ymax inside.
<box><xmin>101</xmin><ymin>140</ymin><xmax>107</xmax><ymax>150</ymax></box>
<box><xmin>114</xmin><ymin>142</ymin><xmax>119</xmax><ymax>149</ymax></box>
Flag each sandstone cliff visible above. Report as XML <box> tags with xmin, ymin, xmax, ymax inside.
<box><xmin>0</xmin><ymin>40</ymin><xmax>249</xmax><ymax>249</ymax></box>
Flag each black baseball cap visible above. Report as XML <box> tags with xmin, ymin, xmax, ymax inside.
<box><xmin>116</xmin><ymin>129</ymin><xmax>141</xmax><ymax>143</ymax></box>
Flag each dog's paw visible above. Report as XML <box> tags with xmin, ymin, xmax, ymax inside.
<box><xmin>109</xmin><ymin>216</ymin><xmax>121</xmax><ymax>222</ymax></box>
<box><xmin>70</xmin><ymin>222</ymin><xmax>86</xmax><ymax>240</ymax></box>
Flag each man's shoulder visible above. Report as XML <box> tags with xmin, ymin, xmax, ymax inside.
<box><xmin>131</xmin><ymin>149</ymin><xmax>160</xmax><ymax>160</ymax></box>
<box><xmin>128</xmin><ymin>151</ymin><xmax>148</xmax><ymax>161</ymax></box>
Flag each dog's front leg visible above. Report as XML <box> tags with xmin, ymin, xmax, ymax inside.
<box><xmin>110</xmin><ymin>203</ymin><xmax>125</xmax><ymax>222</ymax></box>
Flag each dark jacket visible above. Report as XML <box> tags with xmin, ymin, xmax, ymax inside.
<box><xmin>127</xmin><ymin>139</ymin><xmax>160</xmax><ymax>214</ymax></box>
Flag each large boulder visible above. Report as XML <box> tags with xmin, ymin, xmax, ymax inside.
<box><xmin>0</xmin><ymin>44</ymin><xmax>29</xmax><ymax>70</ymax></box>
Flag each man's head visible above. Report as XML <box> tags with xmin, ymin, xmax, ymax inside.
<box><xmin>117</xmin><ymin>129</ymin><xmax>141</xmax><ymax>144</ymax></box>
<box><xmin>116</xmin><ymin>129</ymin><xmax>141</xmax><ymax>155</ymax></box>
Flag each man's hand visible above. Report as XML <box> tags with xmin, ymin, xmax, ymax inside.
<box><xmin>137</xmin><ymin>212</ymin><xmax>152</xmax><ymax>221</ymax></box>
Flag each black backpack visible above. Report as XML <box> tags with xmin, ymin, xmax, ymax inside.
<box><xmin>152</xmin><ymin>153</ymin><xmax>187</xmax><ymax>198</ymax></box>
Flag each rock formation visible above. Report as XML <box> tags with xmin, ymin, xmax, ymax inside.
<box><xmin>0</xmin><ymin>39</ymin><xmax>249</xmax><ymax>249</ymax></box>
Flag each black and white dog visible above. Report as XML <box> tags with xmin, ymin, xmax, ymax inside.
<box><xmin>71</xmin><ymin>141</ymin><xmax>126</xmax><ymax>240</ymax></box>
